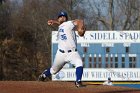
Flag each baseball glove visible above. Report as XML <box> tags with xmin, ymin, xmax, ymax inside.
<box><xmin>76</xmin><ymin>20</ymin><xmax>86</xmax><ymax>36</ymax></box>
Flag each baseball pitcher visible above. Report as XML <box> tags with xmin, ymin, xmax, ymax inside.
<box><xmin>38</xmin><ymin>11</ymin><xmax>86</xmax><ymax>88</ymax></box>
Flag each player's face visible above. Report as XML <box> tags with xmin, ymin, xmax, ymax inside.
<box><xmin>58</xmin><ymin>16</ymin><xmax>67</xmax><ymax>24</ymax></box>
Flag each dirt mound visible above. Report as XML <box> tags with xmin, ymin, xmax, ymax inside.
<box><xmin>0</xmin><ymin>81</ymin><xmax>140</xmax><ymax>93</ymax></box>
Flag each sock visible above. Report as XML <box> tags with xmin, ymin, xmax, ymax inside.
<box><xmin>76</xmin><ymin>66</ymin><xmax>83</xmax><ymax>82</ymax></box>
<box><xmin>43</xmin><ymin>68</ymin><xmax>51</xmax><ymax>77</ymax></box>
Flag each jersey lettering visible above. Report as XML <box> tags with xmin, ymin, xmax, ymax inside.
<box><xmin>59</xmin><ymin>28</ymin><xmax>64</xmax><ymax>32</ymax></box>
<box><xmin>59</xmin><ymin>28</ymin><xmax>67</xmax><ymax>40</ymax></box>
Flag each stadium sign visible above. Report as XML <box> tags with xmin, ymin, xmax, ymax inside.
<box><xmin>52</xmin><ymin>31</ymin><xmax>140</xmax><ymax>43</ymax></box>
<box><xmin>52</xmin><ymin>68</ymin><xmax>140</xmax><ymax>81</ymax></box>
<box><xmin>52</xmin><ymin>31</ymin><xmax>140</xmax><ymax>81</ymax></box>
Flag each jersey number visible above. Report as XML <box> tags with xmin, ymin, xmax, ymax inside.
<box><xmin>60</xmin><ymin>34</ymin><xmax>67</xmax><ymax>40</ymax></box>
<box><xmin>59</xmin><ymin>28</ymin><xmax>67</xmax><ymax>40</ymax></box>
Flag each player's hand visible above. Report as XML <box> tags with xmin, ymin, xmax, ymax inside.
<box><xmin>47</xmin><ymin>20</ymin><xmax>60</xmax><ymax>26</ymax></box>
<box><xmin>47</xmin><ymin>20</ymin><xmax>54</xmax><ymax>25</ymax></box>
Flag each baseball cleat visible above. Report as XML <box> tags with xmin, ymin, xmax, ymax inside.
<box><xmin>38</xmin><ymin>74</ymin><xmax>46</xmax><ymax>81</ymax></box>
<box><xmin>75</xmin><ymin>81</ymin><xmax>85</xmax><ymax>88</ymax></box>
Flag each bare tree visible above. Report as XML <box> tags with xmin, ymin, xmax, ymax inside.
<box><xmin>117</xmin><ymin>0</ymin><xmax>140</xmax><ymax>30</ymax></box>
<box><xmin>85</xmin><ymin>0</ymin><xmax>140</xmax><ymax>30</ymax></box>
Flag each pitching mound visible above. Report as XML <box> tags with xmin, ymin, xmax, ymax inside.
<box><xmin>0</xmin><ymin>81</ymin><xmax>140</xmax><ymax>93</ymax></box>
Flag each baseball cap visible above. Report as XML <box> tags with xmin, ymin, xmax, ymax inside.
<box><xmin>58</xmin><ymin>11</ymin><xmax>68</xmax><ymax>20</ymax></box>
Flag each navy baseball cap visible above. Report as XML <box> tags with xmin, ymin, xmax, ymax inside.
<box><xmin>58</xmin><ymin>11</ymin><xmax>68</xmax><ymax>20</ymax></box>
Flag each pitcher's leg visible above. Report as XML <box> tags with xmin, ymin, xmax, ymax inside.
<box><xmin>38</xmin><ymin>50</ymin><xmax>66</xmax><ymax>81</ymax></box>
<box><xmin>74</xmin><ymin>58</ymin><xmax>83</xmax><ymax>83</ymax></box>
<box><xmin>69</xmin><ymin>52</ymin><xmax>84</xmax><ymax>87</ymax></box>
<box><xmin>74</xmin><ymin>59</ymin><xmax>84</xmax><ymax>87</ymax></box>
<box><xmin>38</xmin><ymin>62</ymin><xmax>66</xmax><ymax>81</ymax></box>
<box><xmin>38</xmin><ymin>68</ymin><xmax>51</xmax><ymax>81</ymax></box>
<box><xmin>76</xmin><ymin>66</ymin><xmax>83</xmax><ymax>82</ymax></box>
<box><xmin>42</xmin><ymin>68</ymin><xmax>51</xmax><ymax>77</ymax></box>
